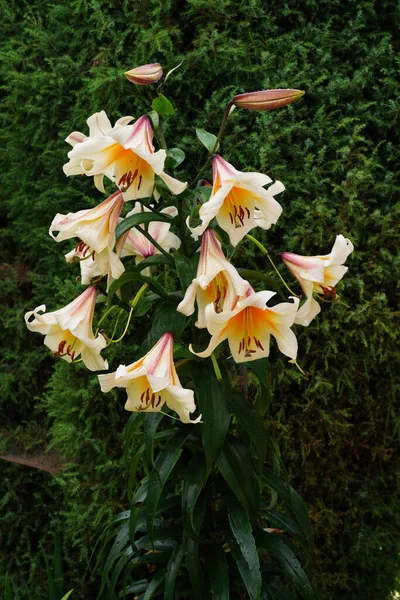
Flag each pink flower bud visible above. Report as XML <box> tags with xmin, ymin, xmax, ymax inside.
<box><xmin>232</xmin><ymin>89</ymin><xmax>305</xmax><ymax>111</ymax></box>
<box><xmin>125</xmin><ymin>63</ymin><xmax>163</xmax><ymax>86</ymax></box>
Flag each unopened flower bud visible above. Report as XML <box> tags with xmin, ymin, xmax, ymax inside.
<box><xmin>125</xmin><ymin>63</ymin><xmax>163</xmax><ymax>86</ymax></box>
<box><xmin>232</xmin><ymin>89</ymin><xmax>305</xmax><ymax>111</ymax></box>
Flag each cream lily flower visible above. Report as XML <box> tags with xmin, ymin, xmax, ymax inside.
<box><xmin>50</xmin><ymin>190</ymin><xmax>125</xmax><ymax>286</ymax></box>
<box><xmin>63</xmin><ymin>111</ymin><xmax>186</xmax><ymax>200</ymax></box>
<box><xmin>98</xmin><ymin>332</ymin><xmax>201</xmax><ymax>424</ymax></box>
<box><xmin>24</xmin><ymin>285</ymin><xmax>107</xmax><ymax>371</ymax></box>
<box><xmin>64</xmin><ymin>243</ymin><xmax>125</xmax><ymax>288</ymax></box>
<box><xmin>117</xmin><ymin>203</ymin><xmax>180</xmax><ymax>273</ymax></box>
<box><xmin>280</xmin><ymin>234</ymin><xmax>354</xmax><ymax>326</ymax></box>
<box><xmin>177</xmin><ymin>229</ymin><xmax>250</xmax><ymax>328</ymax></box>
<box><xmin>188</xmin><ymin>155</ymin><xmax>284</xmax><ymax>246</ymax></box>
<box><xmin>190</xmin><ymin>289</ymin><xmax>299</xmax><ymax>363</ymax></box>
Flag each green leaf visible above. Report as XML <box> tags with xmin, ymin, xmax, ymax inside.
<box><xmin>123</xmin><ymin>413</ymin><xmax>143</xmax><ymax>465</ymax></box>
<box><xmin>107</xmin><ymin>271</ymin><xmax>169</xmax><ymax>304</ymax></box>
<box><xmin>224</xmin><ymin>528</ymin><xmax>259</xmax><ymax>600</ymax></box>
<box><xmin>262</xmin><ymin>471</ymin><xmax>314</xmax><ymax>557</ymax></box>
<box><xmin>262</xmin><ymin>509</ymin><xmax>308</xmax><ymax>558</ymax></box>
<box><xmin>98</xmin><ymin>523</ymin><xmax>130</xmax><ymax>598</ymax></box>
<box><xmin>164</xmin><ymin>542</ymin><xmax>185</xmax><ymax>600</ymax></box>
<box><xmin>185</xmin><ymin>536</ymin><xmax>207</xmax><ymax>600</ymax></box>
<box><xmin>230</xmin><ymin>391</ymin><xmax>268</xmax><ymax>463</ymax></box>
<box><xmin>175</xmin><ymin>253</ymin><xmax>199</xmax><ymax>290</ymax></box>
<box><xmin>146</xmin><ymin>300</ymin><xmax>187</xmax><ymax>346</ymax></box>
<box><xmin>146</xmin><ymin>427</ymin><xmax>193</xmax><ymax>543</ymax></box>
<box><xmin>192</xmin><ymin>361</ymin><xmax>231</xmax><ymax>475</ymax></box>
<box><xmin>207</xmin><ymin>546</ymin><xmax>230</xmax><ymax>600</ymax></box>
<box><xmin>115</xmin><ymin>211</ymin><xmax>173</xmax><ymax>242</ymax></box>
<box><xmin>4</xmin><ymin>574</ymin><xmax>14</xmax><ymax>600</ymax></box>
<box><xmin>245</xmin><ymin>359</ymin><xmax>273</xmax><ymax>416</ymax></box>
<box><xmin>196</xmin><ymin>128</ymin><xmax>218</xmax><ymax>152</ymax></box>
<box><xmin>142</xmin><ymin>568</ymin><xmax>167</xmax><ymax>599</ymax></box>
<box><xmin>60</xmin><ymin>592</ymin><xmax>74</xmax><ymax>600</ymax></box>
<box><xmin>152</xmin><ymin>93</ymin><xmax>175</xmax><ymax>116</ymax></box>
<box><xmin>148</xmin><ymin>110</ymin><xmax>159</xmax><ymax>129</ymax></box>
<box><xmin>263</xmin><ymin>579</ymin><xmax>296</xmax><ymax>600</ymax></box>
<box><xmin>227</xmin><ymin>495</ymin><xmax>261</xmax><ymax>600</ymax></box>
<box><xmin>255</xmin><ymin>531</ymin><xmax>319</xmax><ymax>600</ymax></box>
<box><xmin>165</xmin><ymin>148</ymin><xmax>185</xmax><ymax>170</ymax></box>
<box><xmin>217</xmin><ymin>436</ymin><xmax>260</xmax><ymax>518</ymax></box>
<box><xmin>182</xmin><ymin>454</ymin><xmax>207</xmax><ymax>541</ymax></box>
<box><xmin>144</xmin><ymin>412</ymin><xmax>165</xmax><ymax>468</ymax></box>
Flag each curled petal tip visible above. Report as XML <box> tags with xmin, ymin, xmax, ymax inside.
<box><xmin>125</xmin><ymin>63</ymin><xmax>163</xmax><ymax>86</ymax></box>
<box><xmin>232</xmin><ymin>89</ymin><xmax>305</xmax><ymax>111</ymax></box>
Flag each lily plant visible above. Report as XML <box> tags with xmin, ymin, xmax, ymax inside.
<box><xmin>24</xmin><ymin>65</ymin><xmax>353</xmax><ymax>600</ymax></box>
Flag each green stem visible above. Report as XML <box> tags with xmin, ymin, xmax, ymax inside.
<box><xmin>157</xmin><ymin>119</ymin><xmax>168</xmax><ymax>151</ymax></box>
<box><xmin>210</xmin><ymin>353</ymin><xmax>222</xmax><ymax>382</ymax></box>
<box><xmin>189</xmin><ymin>101</ymin><xmax>234</xmax><ymax>187</ymax></box>
<box><xmin>245</xmin><ymin>234</ymin><xmax>299</xmax><ymax>297</ymax></box>
<box><xmin>106</xmin><ymin>306</ymin><xmax>134</xmax><ymax>344</ymax></box>
<box><xmin>130</xmin><ymin>283</ymin><xmax>148</xmax><ymax>309</ymax></box>
<box><xmin>177</xmin><ymin>195</ymin><xmax>189</xmax><ymax>256</ymax></box>
<box><xmin>212</xmin><ymin>101</ymin><xmax>233</xmax><ymax>154</ymax></box>
<box><xmin>95</xmin><ymin>305</ymin><xmax>119</xmax><ymax>335</ymax></box>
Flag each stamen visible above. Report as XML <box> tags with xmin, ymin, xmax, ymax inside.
<box><xmin>155</xmin><ymin>395</ymin><xmax>162</xmax><ymax>407</ymax></box>
<box><xmin>138</xmin><ymin>174</ymin><xmax>143</xmax><ymax>190</ymax></box>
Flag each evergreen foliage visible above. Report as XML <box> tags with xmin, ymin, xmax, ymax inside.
<box><xmin>0</xmin><ymin>0</ymin><xmax>399</xmax><ymax>598</ymax></box>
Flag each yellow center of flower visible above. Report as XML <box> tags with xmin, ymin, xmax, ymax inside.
<box><xmin>54</xmin><ymin>330</ymin><xmax>78</xmax><ymax>361</ymax></box>
<box><xmin>139</xmin><ymin>386</ymin><xmax>163</xmax><ymax>410</ymax></box>
<box><xmin>206</xmin><ymin>272</ymin><xmax>229</xmax><ymax>312</ymax></box>
<box><xmin>230</xmin><ymin>306</ymin><xmax>265</xmax><ymax>357</ymax></box>
<box><xmin>224</xmin><ymin>187</ymin><xmax>251</xmax><ymax>229</ymax></box>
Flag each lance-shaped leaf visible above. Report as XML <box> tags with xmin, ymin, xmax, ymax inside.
<box><xmin>192</xmin><ymin>360</ymin><xmax>231</xmax><ymax>475</ymax></box>
<box><xmin>255</xmin><ymin>531</ymin><xmax>319</xmax><ymax>600</ymax></box>
<box><xmin>227</xmin><ymin>495</ymin><xmax>261</xmax><ymax>599</ymax></box>
<box><xmin>263</xmin><ymin>470</ymin><xmax>314</xmax><ymax>558</ymax></box>
<box><xmin>224</xmin><ymin>527</ymin><xmax>259</xmax><ymax>600</ymax></box>
<box><xmin>146</xmin><ymin>427</ymin><xmax>193</xmax><ymax>544</ymax></box>
<box><xmin>207</xmin><ymin>546</ymin><xmax>230</xmax><ymax>600</ymax></box>
<box><xmin>144</xmin><ymin>412</ymin><xmax>165</xmax><ymax>468</ymax></box>
<box><xmin>164</xmin><ymin>541</ymin><xmax>185</xmax><ymax>600</ymax></box>
<box><xmin>196</xmin><ymin>128</ymin><xmax>218</xmax><ymax>153</ymax></box>
<box><xmin>217</xmin><ymin>436</ymin><xmax>260</xmax><ymax>518</ymax></box>
<box><xmin>182</xmin><ymin>453</ymin><xmax>208</xmax><ymax>541</ymax></box>
<box><xmin>115</xmin><ymin>211</ymin><xmax>174</xmax><ymax>242</ymax></box>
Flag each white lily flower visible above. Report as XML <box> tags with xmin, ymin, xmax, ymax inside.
<box><xmin>177</xmin><ymin>229</ymin><xmax>250</xmax><ymax>328</ymax></box>
<box><xmin>50</xmin><ymin>190</ymin><xmax>125</xmax><ymax>287</ymax></box>
<box><xmin>63</xmin><ymin>111</ymin><xmax>186</xmax><ymax>200</ymax></box>
<box><xmin>190</xmin><ymin>289</ymin><xmax>299</xmax><ymax>363</ymax></box>
<box><xmin>117</xmin><ymin>203</ymin><xmax>180</xmax><ymax>274</ymax></box>
<box><xmin>188</xmin><ymin>155</ymin><xmax>284</xmax><ymax>246</ymax></box>
<box><xmin>98</xmin><ymin>332</ymin><xmax>201</xmax><ymax>424</ymax></box>
<box><xmin>281</xmin><ymin>234</ymin><xmax>354</xmax><ymax>326</ymax></box>
<box><xmin>24</xmin><ymin>286</ymin><xmax>108</xmax><ymax>371</ymax></box>
<box><xmin>65</xmin><ymin>243</ymin><xmax>125</xmax><ymax>289</ymax></box>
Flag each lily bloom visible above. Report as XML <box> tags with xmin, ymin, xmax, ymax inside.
<box><xmin>63</xmin><ymin>111</ymin><xmax>186</xmax><ymax>200</ymax></box>
<box><xmin>190</xmin><ymin>289</ymin><xmax>299</xmax><ymax>363</ymax></box>
<box><xmin>117</xmin><ymin>203</ymin><xmax>180</xmax><ymax>273</ymax></box>
<box><xmin>232</xmin><ymin>89</ymin><xmax>305</xmax><ymax>111</ymax></box>
<box><xmin>64</xmin><ymin>243</ymin><xmax>125</xmax><ymax>288</ymax></box>
<box><xmin>177</xmin><ymin>229</ymin><xmax>250</xmax><ymax>328</ymax></box>
<box><xmin>24</xmin><ymin>286</ymin><xmax>108</xmax><ymax>371</ymax></box>
<box><xmin>98</xmin><ymin>332</ymin><xmax>201</xmax><ymax>424</ymax></box>
<box><xmin>50</xmin><ymin>190</ymin><xmax>125</xmax><ymax>286</ymax></box>
<box><xmin>125</xmin><ymin>63</ymin><xmax>163</xmax><ymax>85</ymax></box>
<box><xmin>188</xmin><ymin>155</ymin><xmax>284</xmax><ymax>246</ymax></box>
<box><xmin>281</xmin><ymin>234</ymin><xmax>354</xmax><ymax>326</ymax></box>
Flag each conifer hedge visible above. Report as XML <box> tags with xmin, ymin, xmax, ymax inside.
<box><xmin>1</xmin><ymin>0</ymin><xmax>399</xmax><ymax>598</ymax></box>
